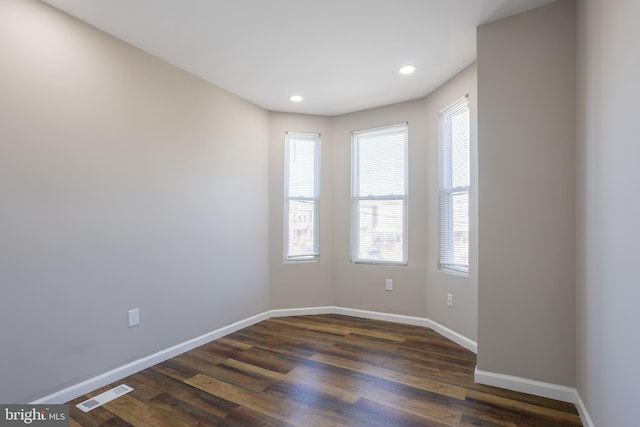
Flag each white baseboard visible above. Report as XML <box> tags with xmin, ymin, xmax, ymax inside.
<box><xmin>327</xmin><ymin>306</ymin><xmax>478</xmax><ymax>353</ymax></box>
<box><xmin>268</xmin><ymin>306</ymin><xmax>337</xmax><ymax>318</ymax></box>
<box><xmin>574</xmin><ymin>392</ymin><xmax>595</xmax><ymax>427</ymax></box>
<box><xmin>474</xmin><ymin>367</ymin><xmax>595</xmax><ymax>426</ymax></box>
<box><xmin>474</xmin><ymin>367</ymin><xmax>577</xmax><ymax>403</ymax></box>
<box><xmin>31</xmin><ymin>305</ymin><xmax>595</xmax><ymax>425</ymax></box>
<box><xmin>269</xmin><ymin>305</ymin><xmax>477</xmax><ymax>353</ymax></box>
<box><xmin>30</xmin><ymin>311</ymin><xmax>271</xmax><ymax>405</ymax></box>
<box><xmin>423</xmin><ymin>318</ymin><xmax>478</xmax><ymax>353</ymax></box>
<box><xmin>29</xmin><ymin>305</ymin><xmax>475</xmax><ymax>405</ymax></box>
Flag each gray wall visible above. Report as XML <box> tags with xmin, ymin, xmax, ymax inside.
<box><xmin>0</xmin><ymin>0</ymin><xmax>269</xmax><ymax>403</ymax></box>
<box><xmin>11</xmin><ymin>0</ymin><xmax>640</xmax><ymax>421</ymax></box>
<box><xmin>331</xmin><ymin>99</ymin><xmax>430</xmax><ymax>316</ymax></box>
<box><xmin>477</xmin><ymin>0</ymin><xmax>576</xmax><ymax>386</ymax></box>
<box><xmin>577</xmin><ymin>0</ymin><xmax>640</xmax><ymax>425</ymax></box>
<box><xmin>268</xmin><ymin>113</ymin><xmax>334</xmax><ymax>308</ymax></box>
<box><xmin>425</xmin><ymin>65</ymin><xmax>478</xmax><ymax>341</ymax></box>
<box><xmin>268</xmin><ymin>66</ymin><xmax>478</xmax><ymax>341</ymax></box>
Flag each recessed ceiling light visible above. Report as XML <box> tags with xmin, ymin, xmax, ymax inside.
<box><xmin>289</xmin><ymin>95</ymin><xmax>303</xmax><ymax>102</ymax></box>
<box><xmin>399</xmin><ymin>65</ymin><xmax>416</xmax><ymax>75</ymax></box>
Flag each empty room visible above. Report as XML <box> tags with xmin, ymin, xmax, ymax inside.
<box><xmin>1</xmin><ymin>0</ymin><xmax>637</xmax><ymax>426</ymax></box>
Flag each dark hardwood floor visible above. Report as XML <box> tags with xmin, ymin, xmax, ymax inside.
<box><xmin>68</xmin><ymin>314</ymin><xmax>582</xmax><ymax>426</ymax></box>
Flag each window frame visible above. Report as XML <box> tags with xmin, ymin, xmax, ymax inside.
<box><xmin>439</xmin><ymin>95</ymin><xmax>470</xmax><ymax>275</ymax></box>
<box><xmin>284</xmin><ymin>132</ymin><xmax>321</xmax><ymax>262</ymax></box>
<box><xmin>351</xmin><ymin>123</ymin><xmax>409</xmax><ymax>266</ymax></box>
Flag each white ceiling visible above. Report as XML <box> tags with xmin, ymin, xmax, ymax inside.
<box><xmin>41</xmin><ymin>0</ymin><xmax>555</xmax><ymax>116</ymax></box>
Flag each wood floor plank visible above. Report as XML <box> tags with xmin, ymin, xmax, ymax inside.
<box><xmin>118</xmin><ymin>375</ymin><xmax>164</xmax><ymax>402</ymax></box>
<box><xmin>145</xmin><ymin>392</ymin><xmax>230</xmax><ymax>427</ymax></box>
<box><xmin>152</xmin><ymin>359</ymin><xmax>201</xmax><ymax>382</ymax></box>
<box><xmin>68</xmin><ymin>314</ymin><xmax>583</xmax><ymax>426</ymax></box>
<box><xmin>220</xmin><ymin>358</ymin><xmax>288</xmax><ymax>383</ymax></box>
<box><xmin>66</xmin><ymin>405</ymin><xmax>118</xmax><ymax>427</ymax></box>
<box><xmin>233</xmin><ymin>346</ymin><xmax>300</xmax><ymax>374</ymax></box>
<box><xmin>284</xmin><ymin>364</ymin><xmax>362</xmax><ymax>404</ymax></box>
<box><xmin>186</xmin><ymin>373</ymin><xmax>347</xmax><ymax>427</ymax></box>
<box><xmin>310</xmin><ymin>352</ymin><xmax>468</xmax><ymax>400</ymax></box>
<box><xmin>175</xmin><ymin>352</ymin><xmax>271</xmax><ymax>392</ymax></box>
<box><xmin>465</xmin><ymin>390</ymin><xmax>582</xmax><ymax>425</ymax></box>
<box><xmin>356</xmin><ymin>383</ymin><xmax>463</xmax><ymax>426</ymax></box>
<box><xmin>224</xmin><ymin>406</ymin><xmax>298</xmax><ymax>427</ymax></box>
<box><xmin>141</xmin><ymin>368</ymin><xmax>239</xmax><ymax>418</ymax></box>
<box><xmin>352</xmin><ymin>397</ymin><xmax>455</xmax><ymax>427</ymax></box>
<box><xmin>283</xmin><ymin>356</ymin><xmax>463</xmax><ymax>425</ymax></box>
<box><xmin>266</xmin><ymin>317</ymin><xmax>352</xmax><ymax>337</ymax></box>
<box><xmin>100</xmin><ymin>393</ymin><xmax>188</xmax><ymax>427</ymax></box>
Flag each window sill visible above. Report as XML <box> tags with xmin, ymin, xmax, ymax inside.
<box><xmin>439</xmin><ymin>266</ymin><xmax>469</xmax><ymax>278</ymax></box>
<box><xmin>284</xmin><ymin>258</ymin><xmax>319</xmax><ymax>264</ymax></box>
<box><xmin>352</xmin><ymin>259</ymin><xmax>408</xmax><ymax>267</ymax></box>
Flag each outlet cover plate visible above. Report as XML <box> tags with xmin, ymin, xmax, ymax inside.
<box><xmin>128</xmin><ymin>308</ymin><xmax>140</xmax><ymax>327</ymax></box>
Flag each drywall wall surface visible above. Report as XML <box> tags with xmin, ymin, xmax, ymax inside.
<box><xmin>0</xmin><ymin>0</ymin><xmax>269</xmax><ymax>403</ymax></box>
<box><xmin>425</xmin><ymin>64</ymin><xmax>478</xmax><ymax>342</ymax></box>
<box><xmin>476</xmin><ymin>0</ymin><xmax>576</xmax><ymax>386</ymax></box>
<box><xmin>576</xmin><ymin>0</ymin><xmax>640</xmax><ymax>424</ymax></box>
<box><xmin>270</xmin><ymin>65</ymin><xmax>479</xmax><ymax>344</ymax></box>
<box><xmin>268</xmin><ymin>112</ymin><xmax>334</xmax><ymax>308</ymax></box>
<box><xmin>331</xmin><ymin>98</ymin><xmax>430</xmax><ymax>317</ymax></box>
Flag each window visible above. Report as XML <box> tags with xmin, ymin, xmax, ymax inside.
<box><xmin>439</xmin><ymin>96</ymin><xmax>470</xmax><ymax>274</ymax></box>
<box><xmin>352</xmin><ymin>123</ymin><xmax>408</xmax><ymax>264</ymax></box>
<box><xmin>285</xmin><ymin>132</ymin><xmax>320</xmax><ymax>261</ymax></box>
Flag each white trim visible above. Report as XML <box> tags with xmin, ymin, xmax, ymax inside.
<box><xmin>29</xmin><ymin>305</ymin><xmax>476</xmax><ymax>404</ymax></box>
<box><xmin>474</xmin><ymin>367</ymin><xmax>576</xmax><ymax>403</ymax></box>
<box><xmin>351</xmin><ymin>123</ymin><xmax>409</xmax><ymax>265</ymax></box>
<box><xmin>274</xmin><ymin>309</ymin><xmax>593</xmax><ymax>424</ymax></box>
<box><xmin>351</xmin><ymin>122</ymin><xmax>408</xmax><ymax>136</ymax></box>
<box><xmin>574</xmin><ymin>392</ymin><xmax>595</xmax><ymax>427</ymax></box>
<box><xmin>331</xmin><ymin>306</ymin><xmax>431</xmax><ymax>326</ymax></box>
<box><xmin>269</xmin><ymin>306</ymin><xmax>477</xmax><ymax>353</ymax></box>
<box><xmin>30</xmin><ymin>311</ymin><xmax>270</xmax><ymax>405</ymax></box>
<box><xmin>32</xmin><ymin>304</ymin><xmax>595</xmax><ymax>426</ymax></box>
<box><xmin>423</xmin><ymin>318</ymin><xmax>477</xmax><ymax>353</ymax></box>
<box><xmin>474</xmin><ymin>368</ymin><xmax>594</xmax><ymax>426</ymax></box>
<box><xmin>269</xmin><ymin>306</ymin><xmax>337</xmax><ymax>318</ymax></box>
<box><xmin>438</xmin><ymin>94</ymin><xmax>470</xmax><ymax>115</ymax></box>
<box><xmin>327</xmin><ymin>306</ymin><xmax>478</xmax><ymax>353</ymax></box>
<box><xmin>284</xmin><ymin>132</ymin><xmax>321</xmax><ymax>262</ymax></box>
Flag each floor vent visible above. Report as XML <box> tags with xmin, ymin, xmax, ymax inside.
<box><xmin>76</xmin><ymin>384</ymin><xmax>133</xmax><ymax>413</ymax></box>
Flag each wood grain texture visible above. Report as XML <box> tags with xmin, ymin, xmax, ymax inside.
<box><xmin>68</xmin><ymin>314</ymin><xmax>582</xmax><ymax>426</ymax></box>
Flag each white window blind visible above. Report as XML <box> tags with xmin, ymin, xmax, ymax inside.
<box><xmin>352</xmin><ymin>124</ymin><xmax>408</xmax><ymax>264</ymax></box>
<box><xmin>439</xmin><ymin>96</ymin><xmax>470</xmax><ymax>274</ymax></box>
<box><xmin>285</xmin><ymin>132</ymin><xmax>320</xmax><ymax>261</ymax></box>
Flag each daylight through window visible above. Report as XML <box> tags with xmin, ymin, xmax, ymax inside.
<box><xmin>439</xmin><ymin>96</ymin><xmax>470</xmax><ymax>274</ymax></box>
<box><xmin>351</xmin><ymin>124</ymin><xmax>408</xmax><ymax>264</ymax></box>
<box><xmin>285</xmin><ymin>132</ymin><xmax>320</xmax><ymax>261</ymax></box>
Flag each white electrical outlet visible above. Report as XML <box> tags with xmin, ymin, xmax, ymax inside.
<box><xmin>447</xmin><ymin>293</ymin><xmax>454</xmax><ymax>308</ymax></box>
<box><xmin>128</xmin><ymin>308</ymin><xmax>140</xmax><ymax>327</ymax></box>
<box><xmin>385</xmin><ymin>279</ymin><xmax>393</xmax><ymax>291</ymax></box>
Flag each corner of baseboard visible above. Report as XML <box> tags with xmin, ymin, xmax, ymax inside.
<box><xmin>30</xmin><ymin>305</ymin><xmax>478</xmax><ymax>405</ymax></box>
<box><xmin>423</xmin><ymin>318</ymin><xmax>477</xmax><ymax>353</ymax></box>
<box><xmin>474</xmin><ymin>368</ymin><xmax>595</xmax><ymax>426</ymax></box>
<box><xmin>267</xmin><ymin>306</ymin><xmax>337</xmax><ymax>318</ymax></box>
<box><xmin>474</xmin><ymin>367</ymin><xmax>577</xmax><ymax>403</ymax></box>
<box><xmin>574</xmin><ymin>391</ymin><xmax>595</xmax><ymax>427</ymax></box>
